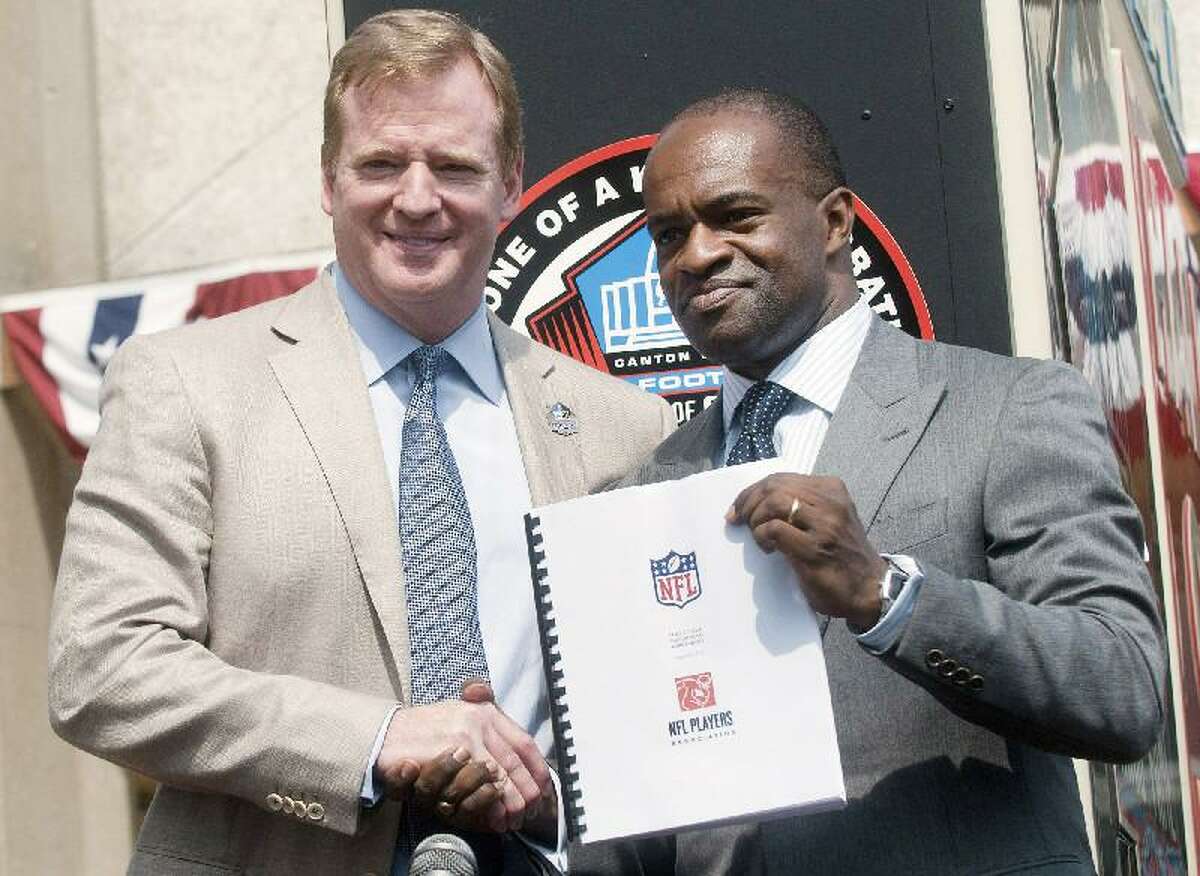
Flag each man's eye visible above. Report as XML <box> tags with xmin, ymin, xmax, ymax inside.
<box><xmin>653</xmin><ymin>228</ymin><xmax>681</xmax><ymax>247</ymax></box>
<box><xmin>724</xmin><ymin>209</ymin><xmax>758</xmax><ymax>225</ymax></box>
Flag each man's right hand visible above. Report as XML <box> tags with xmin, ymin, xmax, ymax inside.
<box><xmin>374</xmin><ymin>696</ymin><xmax>550</xmax><ymax>831</ymax></box>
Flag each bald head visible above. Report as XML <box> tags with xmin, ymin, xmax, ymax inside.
<box><xmin>642</xmin><ymin>99</ymin><xmax>858</xmax><ymax>379</ymax></box>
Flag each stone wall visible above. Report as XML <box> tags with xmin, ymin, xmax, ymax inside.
<box><xmin>0</xmin><ymin>1</ymin><xmax>333</xmax><ymax>872</ymax></box>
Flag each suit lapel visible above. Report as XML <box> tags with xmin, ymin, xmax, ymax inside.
<box><xmin>644</xmin><ymin>321</ymin><xmax>942</xmax><ymax>548</ymax></box>
<box><xmin>813</xmin><ymin>319</ymin><xmax>945</xmax><ymax>531</ymax></box>
<box><xmin>266</xmin><ymin>272</ymin><xmax>412</xmax><ymax>701</ymax></box>
<box><xmin>489</xmin><ymin>314</ymin><xmax>592</xmax><ymax>507</ymax></box>
<box><xmin>648</xmin><ymin>398</ymin><xmax>723</xmax><ymax>480</ymax></box>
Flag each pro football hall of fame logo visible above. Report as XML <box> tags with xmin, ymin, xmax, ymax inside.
<box><xmin>486</xmin><ymin>136</ymin><xmax>934</xmax><ymax>423</ymax></box>
<box><xmin>651</xmin><ymin>549</ymin><xmax>702</xmax><ymax>608</ymax></box>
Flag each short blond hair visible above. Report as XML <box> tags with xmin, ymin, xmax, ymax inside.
<box><xmin>322</xmin><ymin>9</ymin><xmax>523</xmax><ymax>177</ymax></box>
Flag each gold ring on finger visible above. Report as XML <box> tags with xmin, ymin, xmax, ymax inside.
<box><xmin>436</xmin><ymin>800</ymin><xmax>456</xmax><ymax>817</ymax></box>
<box><xmin>787</xmin><ymin>497</ymin><xmax>800</xmax><ymax>527</ymax></box>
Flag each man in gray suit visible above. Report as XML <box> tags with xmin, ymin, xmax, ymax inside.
<box><xmin>48</xmin><ymin>10</ymin><xmax>672</xmax><ymax>875</ymax></box>
<box><xmin>617</xmin><ymin>89</ymin><xmax>1166</xmax><ymax>874</ymax></box>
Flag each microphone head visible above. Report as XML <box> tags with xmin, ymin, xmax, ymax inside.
<box><xmin>408</xmin><ymin>833</ymin><xmax>478</xmax><ymax>876</ymax></box>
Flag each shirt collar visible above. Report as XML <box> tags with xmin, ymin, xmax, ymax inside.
<box><xmin>721</xmin><ymin>299</ymin><xmax>874</xmax><ymax>431</ymax></box>
<box><xmin>333</xmin><ymin>263</ymin><xmax>505</xmax><ymax>404</ymax></box>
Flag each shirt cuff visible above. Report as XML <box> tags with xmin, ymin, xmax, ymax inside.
<box><xmin>854</xmin><ymin>554</ymin><xmax>924</xmax><ymax>655</ymax></box>
<box><xmin>360</xmin><ymin>704</ymin><xmax>401</xmax><ymax>807</ymax></box>
<box><xmin>515</xmin><ymin>765</ymin><xmax>569</xmax><ymax>873</ymax></box>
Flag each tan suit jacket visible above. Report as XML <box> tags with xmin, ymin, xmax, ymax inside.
<box><xmin>48</xmin><ymin>270</ymin><xmax>675</xmax><ymax>875</ymax></box>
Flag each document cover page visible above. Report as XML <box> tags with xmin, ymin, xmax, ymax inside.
<box><xmin>526</xmin><ymin>460</ymin><xmax>845</xmax><ymax>843</ymax></box>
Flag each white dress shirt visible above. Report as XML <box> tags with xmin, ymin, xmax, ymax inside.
<box><xmin>333</xmin><ymin>266</ymin><xmax>565</xmax><ymax>867</ymax></box>
<box><xmin>719</xmin><ymin>300</ymin><xmax>923</xmax><ymax>651</ymax></box>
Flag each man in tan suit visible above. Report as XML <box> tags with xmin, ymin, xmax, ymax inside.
<box><xmin>48</xmin><ymin>10</ymin><xmax>673</xmax><ymax>875</ymax></box>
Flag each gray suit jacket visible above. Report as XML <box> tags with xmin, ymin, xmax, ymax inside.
<box><xmin>606</xmin><ymin>317</ymin><xmax>1165</xmax><ymax>876</ymax></box>
<box><xmin>48</xmin><ymin>271</ymin><xmax>675</xmax><ymax>876</ymax></box>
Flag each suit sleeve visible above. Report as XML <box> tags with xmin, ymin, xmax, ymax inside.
<box><xmin>47</xmin><ymin>336</ymin><xmax>396</xmax><ymax>835</ymax></box>
<box><xmin>884</xmin><ymin>359</ymin><xmax>1167</xmax><ymax>763</ymax></box>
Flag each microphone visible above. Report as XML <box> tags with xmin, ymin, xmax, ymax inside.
<box><xmin>408</xmin><ymin>833</ymin><xmax>478</xmax><ymax>876</ymax></box>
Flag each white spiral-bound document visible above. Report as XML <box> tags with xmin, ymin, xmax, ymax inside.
<box><xmin>524</xmin><ymin>459</ymin><xmax>845</xmax><ymax>844</ymax></box>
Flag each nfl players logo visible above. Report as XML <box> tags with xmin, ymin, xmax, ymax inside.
<box><xmin>675</xmin><ymin>672</ymin><xmax>716</xmax><ymax>711</ymax></box>
<box><xmin>651</xmin><ymin>549</ymin><xmax>702</xmax><ymax>608</ymax></box>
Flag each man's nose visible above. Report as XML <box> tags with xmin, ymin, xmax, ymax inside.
<box><xmin>676</xmin><ymin>224</ymin><xmax>728</xmax><ymax>276</ymax></box>
<box><xmin>392</xmin><ymin>163</ymin><xmax>440</xmax><ymax>218</ymax></box>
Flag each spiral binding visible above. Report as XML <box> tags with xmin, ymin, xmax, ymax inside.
<box><xmin>524</xmin><ymin>512</ymin><xmax>587</xmax><ymax>839</ymax></box>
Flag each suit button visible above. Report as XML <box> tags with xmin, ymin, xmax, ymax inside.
<box><xmin>951</xmin><ymin>667</ymin><xmax>972</xmax><ymax>685</ymax></box>
<box><xmin>308</xmin><ymin>802</ymin><xmax>326</xmax><ymax>822</ymax></box>
<box><xmin>937</xmin><ymin>658</ymin><xmax>958</xmax><ymax>677</ymax></box>
<box><xmin>925</xmin><ymin>649</ymin><xmax>945</xmax><ymax>668</ymax></box>
<box><xmin>282</xmin><ymin>795</ymin><xmax>295</xmax><ymax>814</ymax></box>
<box><xmin>294</xmin><ymin>802</ymin><xmax>308</xmax><ymax>819</ymax></box>
<box><xmin>968</xmin><ymin>674</ymin><xmax>985</xmax><ymax>692</ymax></box>
<box><xmin>266</xmin><ymin>793</ymin><xmax>283</xmax><ymax>811</ymax></box>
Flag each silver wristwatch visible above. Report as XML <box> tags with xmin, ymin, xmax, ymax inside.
<box><xmin>878</xmin><ymin>558</ymin><xmax>912</xmax><ymax>619</ymax></box>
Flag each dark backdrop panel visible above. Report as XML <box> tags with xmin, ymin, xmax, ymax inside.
<box><xmin>344</xmin><ymin>1</ymin><xmax>1011</xmax><ymax>354</ymax></box>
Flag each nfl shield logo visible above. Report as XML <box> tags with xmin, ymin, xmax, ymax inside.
<box><xmin>651</xmin><ymin>550</ymin><xmax>702</xmax><ymax>608</ymax></box>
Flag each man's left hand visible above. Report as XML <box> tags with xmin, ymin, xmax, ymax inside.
<box><xmin>727</xmin><ymin>473</ymin><xmax>886</xmax><ymax>629</ymax></box>
<box><xmin>461</xmin><ymin>681</ymin><xmax>559</xmax><ymax>846</ymax></box>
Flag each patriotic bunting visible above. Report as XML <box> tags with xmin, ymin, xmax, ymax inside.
<box><xmin>2</xmin><ymin>252</ymin><xmax>332</xmax><ymax>460</ymax></box>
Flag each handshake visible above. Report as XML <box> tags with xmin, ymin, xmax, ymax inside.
<box><xmin>376</xmin><ymin>680</ymin><xmax>557</xmax><ymax>842</ymax></box>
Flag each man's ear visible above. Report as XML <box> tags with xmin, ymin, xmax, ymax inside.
<box><xmin>820</xmin><ymin>187</ymin><xmax>855</xmax><ymax>256</ymax></box>
<box><xmin>499</xmin><ymin>153</ymin><xmax>525</xmax><ymax>224</ymax></box>
<box><xmin>320</xmin><ymin>165</ymin><xmax>335</xmax><ymax>217</ymax></box>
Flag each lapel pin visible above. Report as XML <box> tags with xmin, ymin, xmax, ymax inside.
<box><xmin>547</xmin><ymin>402</ymin><xmax>578</xmax><ymax>436</ymax></box>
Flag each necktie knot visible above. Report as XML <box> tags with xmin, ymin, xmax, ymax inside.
<box><xmin>408</xmin><ymin>345</ymin><xmax>448</xmax><ymax>383</ymax></box>
<box><xmin>741</xmin><ymin>379</ymin><xmax>793</xmax><ymax>430</ymax></box>
<box><xmin>726</xmin><ymin>380</ymin><xmax>795</xmax><ymax>465</ymax></box>
<box><xmin>405</xmin><ymin>346</ymin><xmax>450</xmax><ymax>426</ymax></box>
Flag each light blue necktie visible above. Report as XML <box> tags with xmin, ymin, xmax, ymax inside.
<box><xmin>396</xmin><ymin>345</ymin><xmax>492</xmax><ymax>868</ymax></box>
<box><xmin>400</xmin><ymin>344</ymin><xmax>490</xmax><ymax>704</ymax></box>
<box><xmin>726</xmin><ymin>381</ymin><xmax>795</xmax><ymax>465</ymax></box>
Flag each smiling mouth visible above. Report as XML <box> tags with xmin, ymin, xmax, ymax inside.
<box><xmin>687</xmin><ymin>283</ymin><xmax>748</xmax><ymax>313</ymax></box>
<box><xmin>382</xmin><ymin>231</ymin><xmax>451</xmax><ymax>253</ymax></box>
